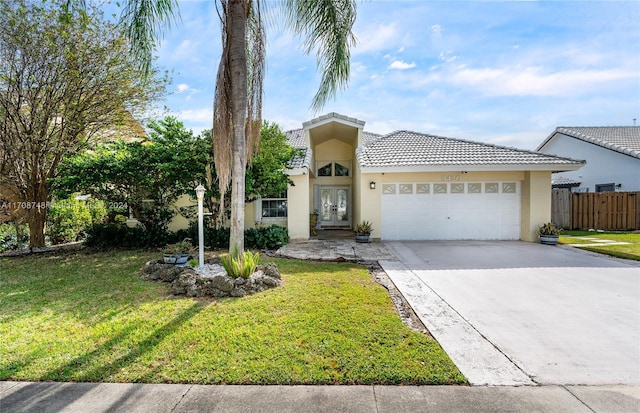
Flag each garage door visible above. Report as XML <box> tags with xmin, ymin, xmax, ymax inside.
<box><xmin>381</xmin><ymin>182</ymin><xmax>520</xmax><ymax>240</ymax></box>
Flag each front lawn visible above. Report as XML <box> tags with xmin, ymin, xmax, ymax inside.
<box><xmin>0</xmin><ymin>250</ymin><xmax>465</xmax><ymax>385</ymax></box>
<box><xmin>559</xmin><ymin>230</ymin><xmax>640</xmax><ymax>261</ymax></box>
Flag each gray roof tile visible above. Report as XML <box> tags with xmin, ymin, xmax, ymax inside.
<box><xmin>538</xmin><ymin>126</ymin><xmax>640</xmax><ymax>159</ymax></box>
<box><xmin>286</xmin><ymin>128</ymin><xmax>306</xmax><ymax>148</ymax></box>
<box><xmin>287</xmin><ymin>147</ymin><xmax>312</xmax><ymax>170</ymax></box>
<box><xmin>284</xmin><ymin>117</ymin><xmax>584</xmax><ymax>170</ymax></box>
<box><xmin>357</xmin><ymin>130</ymin><xmax>583</xmax><ymax>168</ymax></box>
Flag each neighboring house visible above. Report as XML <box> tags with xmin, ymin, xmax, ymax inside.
<box><xmin>536</xmin><ymin>126</ymin><xmax>640</xmax><ymax>193</ymax></box>
<box><xmin>246</xmin><ymin>112</ymin><xmax>584</xmax><ymax>242</ymax></box>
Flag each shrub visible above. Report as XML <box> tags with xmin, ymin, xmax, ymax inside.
<box><xmin>84</xmin><ymin>222</ymin><xmax>173</xmax><ymax>248</ymax></box>
<box><xmin>47</xmin><ymin>198</ymin><xmax>107</xmax><ymax>244</ymax></box>
<box><xmin>245</xmin><ymin>225</ymin><xmax>289</xmax><ymax>249</ymax></box>
<box><xmin>221</xmin><ymin>250</ymin><xmax>260</xmax><ymax>279</ymax></box>
<box><xmin>180</xmin><ymin>223</ymin><xmax>230</xmax><ymax>249</ymax></box>
<box><xmin>84</xmin><ymin>221</ymin><xmax>288</xmax><ymax>251</ymax></box>
<box><xmin>0</xmin><ymin>223</ymin><xmax>29</xmax><ymax>252</ymax></box>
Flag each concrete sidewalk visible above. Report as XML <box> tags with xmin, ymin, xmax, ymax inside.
<box><xmin>2</xmin><ymin>381</ymin><xmax>639</xmax><ymax>413</ymax></box>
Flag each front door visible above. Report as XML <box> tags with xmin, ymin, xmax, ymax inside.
<box><xmin>318</xmin><ymin>186</ymin><xmax>351</xmax><ymax>228</ymax></box>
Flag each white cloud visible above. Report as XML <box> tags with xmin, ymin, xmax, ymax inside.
<box><xmin>439</xmin><ymin>51</ymin><xmax>459</xmax><ymax>63</ymax></box>
<box><xmin>388</xmin><ymin>60</ymin><xmax>416</xmax><ymax>70</ymax></box>
<box><xmin>354</xmin><ymin>23</ymin><xmax>399</xmax><ymax>54</ymax></box>
<box><xmin>430</xmin><ymin>24</ymin><xmax>443</xmax><ymax>34</ymax></box>
<box><xmin>448</xmin><ymin>65</ymin><xmax>635</xmax><ymax>97</ymax></box>
<box><xmin>176</xmin><ymin>84</ymin><xmax>190</xmax><ymax>93</ymax></box>
<box><xmin>176</xmin><ymin>108</ymin><xmax>212</xmax><ymax>123</ymax></box>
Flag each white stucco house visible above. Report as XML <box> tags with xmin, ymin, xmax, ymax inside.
<box><xmin>536</xmin><ymin>126</ymin><xmax>640</xmax><ymax>193</ymax></box>
<box><xmin>244</xmin><ymin>113</ymin><xmax>585</xmax><ymax>242</ymax></box>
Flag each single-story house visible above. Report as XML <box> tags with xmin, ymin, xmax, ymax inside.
<box><xmin>536</xmin><ymin>126</ymin><xmax>640</xmax><ymax>193</ymax></box>
<box><xmin>246</xmin><ymin>113</ymin><xmax>585</xmax><ymax>242</ymax></box>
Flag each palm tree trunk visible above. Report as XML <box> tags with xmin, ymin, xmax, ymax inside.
<box><xmin>228</xmin><ymin>0</ymin><xmax>248</xmax><ymax>258</ymax></box>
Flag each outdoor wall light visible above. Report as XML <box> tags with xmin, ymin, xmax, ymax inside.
<box><xmin>370</xmin><ymin>181</ymin><xmax>376</xmax><ymax>190</ymax></box>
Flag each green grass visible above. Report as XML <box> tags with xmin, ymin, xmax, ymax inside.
<box><xmin>0</xmin><ymin>250</ymin><xmax>465</xmax><ymax>385</ymax></box>
<box><xmin>559</xmin><ymin>230</ymin><xmax>640</xmax><ymax>261</ymax></box>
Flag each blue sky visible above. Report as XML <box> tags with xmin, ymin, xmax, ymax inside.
<box><xmin>154</xmin><ymin>0</ymin><xmax>639</xmax><ymax>150</ymax></box>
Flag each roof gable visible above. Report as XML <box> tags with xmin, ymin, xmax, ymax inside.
<box><xmin>302</xmin><ymin>112</ymin><xmax>365</xmax><ymax>130</ymax></box>
<box><xmin>537</xmin><ymin>126</ymin><xmax>640</xmax><ymax>159</ymax></box>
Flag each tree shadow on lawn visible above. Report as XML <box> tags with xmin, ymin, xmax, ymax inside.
<box><xmin>38</xmin><ymin>302</ymin><xmax>204</xmax><ymax>382</ymax></box>
<box><xmin>0</xmin><ymin>250</ymin><xmax>163</xmax><ymax>324</ymax></box>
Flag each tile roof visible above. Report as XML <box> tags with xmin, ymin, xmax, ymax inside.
<box><xmin>356</xmin><ymin>130</ymin><xmax>584</xmax><ymax>169</ymax></box>
<box><xmin>286</xmin><ymin>128</ymin><xmax>306</xmax><ymax>148</ymax></box>
<box><xmin>537</xmin><ymin>126</ymin><xmax>640</xmax><ymax>159</ymax></box>
<box><xmin>284</xmin><ymin>116</ymin><xmax>584</xmax><ymax>172</ymax></box>
<box><xmin>287</xmin><ymin>147</ymin><xmax>312</xmax><ymax>170</ymax></box>
<box><xmin>551</xmin><ymin>176</ymin><xmax>582</xmax><ymax>186</ymax></box>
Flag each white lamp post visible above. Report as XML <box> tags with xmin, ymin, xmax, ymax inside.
<box><xmin>195</xmin><ymin>184</ymin><xmax>206</xmax><ymax>268</ymax></box>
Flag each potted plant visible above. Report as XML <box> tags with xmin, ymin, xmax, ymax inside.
<box><xmin>354</xmin><ymin>220</ymin><xmax>373</xmax><ymax>243</ymax></box>
<box><xmin>162</xmin><ymin>238</ymin><xmax>194</xmax><ymax>264</ymax></box>
<box><xmin>537</xmin><ymin>222</ymin><xmax>561</xmax><ymax>245</ymax></box>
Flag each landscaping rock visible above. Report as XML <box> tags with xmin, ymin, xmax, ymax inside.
<box><xmin>141</xmin><ymin>260</ymin><xmax>184</xmax><ymax>283</ymax></box>
<box><xmin>141</xmin><ymin>259</ymin><xmax>282</xmax><ymax>298</ymax></box>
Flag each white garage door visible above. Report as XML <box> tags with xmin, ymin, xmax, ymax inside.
<box><xmin>381</xmin><ymin>182</ymin><xmax>520</xmax><ymax>240</ymax></box>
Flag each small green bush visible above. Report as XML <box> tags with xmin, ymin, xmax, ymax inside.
<box><xmin>47</xmin><ymin>198</ymin><xmax>107</xmax><ymax>244</ymax></box>
<box><xmin>85</xmin><ymin>222</ymin><xmax>288</xmax><ymax>250</ymax></box>
<box><xmin>180</xmin><ymin>223</ymin><xmax>230</xmax><ymax>249</ymax></box>
<box><xmin>245</xmin><ymin>225</ymin><xmax>289</xmax><ymax>249</ymax></box>
<box><xmin>84</xmin><ymin>222</ymin><xmax>173</xmax><ymax>248</ymax></box>
<box><xmin>0</xmin><ymin>223</ymin><xmax>29</xmax><ymax>252</ymax></box>
<box><xmin>221</xmin><ymin>250</ymin><xmax>260</xmax><ymax>279</ymax></box>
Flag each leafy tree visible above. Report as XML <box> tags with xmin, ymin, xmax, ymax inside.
<box><xmin>0</xmin><ymin>0</ymin><xmax>166</xmax><ymax>247</ymax></box>
<box><xmin>54</xmin><ymin>119</ymin><xmax>296</xmax><ymax>231</ymax></box>
<box><xmin>246</xmin><ymin>121</ymin><xmax>297</xmax><ymax>200</ymax></box>
<box><xmin>52</xmin><ymin>117</ymin><xmax>211</xmax><ymax>228</ymax></box>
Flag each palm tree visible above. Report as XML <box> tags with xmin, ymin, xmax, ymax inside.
<box><xmin>86</xmin><ymin>0</ymin><xmax>357</xmax><ymax>257</ymax></box>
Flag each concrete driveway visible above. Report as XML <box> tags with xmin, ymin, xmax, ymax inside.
<box><xmin>379</xmin><ymin>241</ymin><xmax>640</xmax><ymax>386</ymax></box>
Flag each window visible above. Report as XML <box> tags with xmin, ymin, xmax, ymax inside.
<box><xmin>502</xmin><ymin>182</ymin><xmax>516</xmax><ymax>193</ymax></box>
<box><xmin>399</xmin><ymin>183</ymin><xmax>413</xmax><ymax>194</ymax></box>
<box><xmin>334</xmin><ymin>162</ymin><xmax>349</xmax><ymax>176</ymax></box>
<box><xmin>258</xmin><ymin>191</ymin><xmax>287</xmax><ymax>221</ymax></box>
<box><xmin>434</xmin><ymin>183</ymin><xmax>447</xmax><ymax>193</ymax></box>
<box><xmin>316</xmin><ymin>161</ymin><xmax>351</xmax><ymax>177</ymax></box>
<box><xmin>317</xmin><ymin>163</ymin><xmax>332</xmax><ymax>177</ymax></box>
<box><xmin>595</xmin><ymin>183</ymin><xmax>615</xmax><ymax>192</ymax></box>
<box><xmin>451</xmin><ymin>183</ymin><xmax>464</xmax><ymax>193</ymax></box>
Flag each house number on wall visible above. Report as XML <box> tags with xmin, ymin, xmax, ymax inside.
<box><xmin>441</xmin><ymin>175</ymin><xmax>461</xmax><ymax>182</ymax></box>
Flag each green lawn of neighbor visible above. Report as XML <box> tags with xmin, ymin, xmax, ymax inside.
<box><xmin>559</xmin><ymin>230</ymin><xmax>640</xmax><ymax>261</ymax></box>
<box><xmin>0</xmin><ymin>249</ymin><xmax>465</xmax><ymax>385</ymax></box>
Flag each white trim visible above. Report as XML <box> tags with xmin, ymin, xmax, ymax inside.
<box><xmin>359</xmin><ymin>163</ymin><xmax>584</xmax><ymax>174</ymax></box>
<box><xmin>255</xmin><ymin>195</ymin><xmax>288</xmax><ymax>224</ymax></box>
<box><xmin>286</xmin><ymin>167</ymin><xmax>308</xmax><ymax>176</ymax></box>
<box><xmin>302</xmin><ymin>112</ymin><xmax>365</xmax><ymax>130</ymax></box>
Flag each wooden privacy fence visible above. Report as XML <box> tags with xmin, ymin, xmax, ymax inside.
<box><xmin>551</xmin><ymin>189</ymin><xmax>640</xmax><ymax>230</ymax></box>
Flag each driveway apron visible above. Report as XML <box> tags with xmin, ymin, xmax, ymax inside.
<box><xmin>380</xmin><ymin>241</ymin><xmax>640</xmax><ymax>386</ymax></box>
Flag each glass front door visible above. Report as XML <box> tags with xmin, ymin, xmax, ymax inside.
<box><xmin>319</xmin><ymin>186</ymin><xmax>351</xmax><ymax>227</ymax></box>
